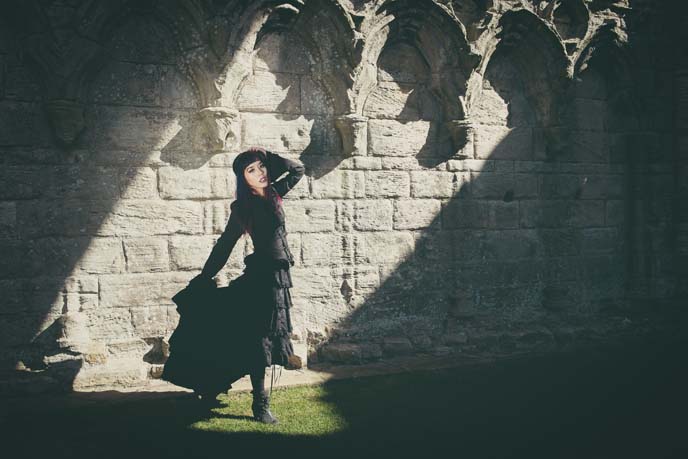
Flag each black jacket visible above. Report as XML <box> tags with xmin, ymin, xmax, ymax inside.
<box><xmin>200</xmin><ymin>151</ymin><xmax>305</xmax><ymax>279</ymax></box>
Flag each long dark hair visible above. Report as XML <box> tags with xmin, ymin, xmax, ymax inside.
<box><xmin>233</xmin><ymin>155</ymin><xmax>283</xmax><ymax>235</ymax></box>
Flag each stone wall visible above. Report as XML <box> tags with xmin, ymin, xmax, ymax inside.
<box><xmin>0</xmin><ymin>0</ymin><xmax>685</xmax><ymax>392</ymax></box>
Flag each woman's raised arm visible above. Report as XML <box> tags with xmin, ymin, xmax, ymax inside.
<box><xmin>266</xmin><ymin>150</ymin><xmax>305</xmax><ymax>197</ymax></box>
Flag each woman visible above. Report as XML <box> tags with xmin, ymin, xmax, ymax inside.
<box><xmin>163</xmin><ymin>147</ymin><xmax>305</xmax><ymax>424</ymax></box>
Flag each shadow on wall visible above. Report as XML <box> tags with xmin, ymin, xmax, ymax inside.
<box><xmin>0</xmin><ymin>13</ymin><xmax>203</xmax><ymax>392</ymax></box>
<box><xmin>0</xmin><ymin>0</ymin><xmax>679</xmax><ymax>394</ymax></box>
<box><xmin>310</xmin><ymin>7</ymin><xmax>665</xmax><ymax>364</ymax></box>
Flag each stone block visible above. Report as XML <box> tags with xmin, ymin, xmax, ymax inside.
<box><xmin>368</xmin><ymin>119</ymin><xmax>435</xmax><ymax>157</ymax></box>
<box><xmin>169</xmin><ymin>235</ymin><xmax>229</xmax><ymax>271</ymax></box>
<box><xmin>410</xmin><ymin>171</ymin><xmax>458</xmax><ymax>198</ymax></box>
<box><xmin>291</xmin><ymin>267</ymin><xmax>336</xmax><ymax>300</ymax></box>
<box><xmin>480</xmin><ymin>229</ymin><xmax>540</xmax><ymax>260</ymax></box>
<box><xmin>363</xmin><ymin>81</ymin><xmax>422</xmax><ymax>120</ymax></box>
<box><xmin>237</xmin><ymin>70</ymin><xmax>301</xmax><ymax>114</ymax></box>
<box><xmin>414</xmin><ymin>229</ymin><xmax>454</xmax><ymax>260</ymax></box>
<box><xmin>353</xmin><ymin>200</ymin><xmax>393</xmax><ymax>231</ymax></box>
<box><xmin>381</xmin><ymin>157</ymin><xmax>425</xmax><ymax>170</ymax></box>
<box><xmin>578</xmin><ymin>175</ymin><xmax>624</xmax><ymax>199</ymax></box>
<box><xmin>539</xmin><ymin>229</ymin><xmax>581</xmax><ymax>256</ymax></box>
<box><xmin>475</xmin><ymin>125</ymin><xmax>533</xmax><ymax>160</ymax></box>
<box><xmin>581</xmin><ymin>228</ymin><xmax>619</xmax><ymax>253</ymax></box>
<box><xmin>159</xmin><ymin>166</ymin><xmax>211</xmax><ymax>199</ymax></box>
<box><xmin>84</xmin><ymin>308</ymin><xmax>136</xmax><ymax>341</ymax></box>
<box><xmin>365</xmin><ymin>170</ymin><xmax>410</xmax><ymax>198</ymax></box>
<box><xmin>284</xmin><ymin>200</ymin><xmax>335</xmax><ymax>233</ymax></box>
<box><xmin>0</xmin><ymin>201</ymin><xmax>16</xmax><ymax>239</ymax></box>
<box><xmin>99</xmin><ymin>200</ymin><xmax>204</xmax><ymax>236</ymax></box>
<box><xmin>353</xmin><ymin>156</ymin><xmax>382</xmax><ymax>170</ymax></box>
<box><xmin>353</xmin><ymin>265</ymin><xmax>380</xmax><ymax>290</ymax></box>
<box><xmin>119</xmin><ymin>167</ymin><xmax>158</xmax><ymax>199</ymax></box>
<box><xmin>130</xmin><ymin>305</ymin><xmax>171</xmax><ymax>338</ymax></box>
<box><xmin>571</xmin><ymin>98</ymin><xmax>607</xmax><ymax>131</ymax></box>
<box><xmin>0</xmin><ymin>101</ymin><xmax>52</xmax><ymax>147</ymax></box>
<box><xmin>319</xmin><ymin>343</ymin><xmax>362</xmax><ymax>363</ymax></box>
<box><xmin>354</xmin><ymin>231</ymin><xmax>415</xmax><ymax>264</ymax></box>
<box><xmin>77</xmin><ymin>238</ymin><xmax>125</xmax><ymax>274</ymax></box>
<box><xmin>470</xmin><ymin>172</ymin><xmax>538</xmax><ymax>199</ymax></box>
<box><xmin>382</xmin><ymin>337</ymin><xmax>413</xmax><ymax>356</ymax></box>
<box><xmin>447</xmin><ymin>159</ymin><xmax>495</xmax><ymax>172</ymax></box>
<box><xmin>83</xmin><ymin>105</ymin><xmax>188</xmax><ymax>152</ymax></box>
<box><xmin>90</xmin><ymin>62</ymin><xmax>196</xmax><ymax>108</ymax></box>
<box><xmin>560</xmin><ymin>130</ymin><xmax>609</xmax><ymax>162</ymax></box>
<box><xmin>242</xmin><ymin>113</ymin><xmax>324</xmax><ymax>154</ymax></box>
<box><xmin>99</xmin><ymin>272</ymin><xmax>189</xmax><ymax>308</ymax></box>
<box><xmin>301</xmin><ymin>233</ymin><xmax>345</xmax><ymax>266</ymax></box>
<box><xmin>605</xmin><ymin>200</ymin><xmax>625</xmax><ymax>226</ymax></box>
<box><xmin>442</xmin><ymin>200</ymin><xmax>519</xmax><ymax>229</ymax></box>
<box><xmin>394</xmin><ymin>199</ymin><xmax>441</xmax><ymax>230</ymax></box>
<box><xmin>519</xmin><ymin>200</ymin><xmax>605</xmax><ymax>228</ymax></box>
<box><xmin>123</xmin><ymin>237</ymin><xmax>170</xmax><ymax>273</ymax></box>
<box><xmin>253</xmin><ymin>32</ymin><xmax>310</xmax><ymax>74</ymax></box>
<box><xmin>300</xmin><ymin>75</ymin><xmax>332</xmax><ymax>115</ymax></box>
<box><xmin>50</xmin><ymin>166</ymin><xmax>120</xmax><ymax>200</ymax></box>
<box><xmin>311</xmin><ymin>170</ymin><xmax>365</xmax><ymax>199</ymax></box>
<box><xmin>0</xmin><ymin>166</ymin><xmax>51</xmax><ymax>199</ymax></box>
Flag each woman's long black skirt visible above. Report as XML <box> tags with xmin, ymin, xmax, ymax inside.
<box><xmin>161</xmin><ymin>254</ymin><xmax>295</xmax><ymax>395</ymax></box>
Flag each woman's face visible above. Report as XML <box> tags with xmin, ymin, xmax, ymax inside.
<box><xmin>243</xmin><ymin>159</ymin><xmax>269</xmax><ymax>193</ymax></box>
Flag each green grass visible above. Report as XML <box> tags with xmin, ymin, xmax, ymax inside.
<box><xmin>191</xmin><ymin>384</ymin><xmax>349</xmax><ymax>435</ymax></box>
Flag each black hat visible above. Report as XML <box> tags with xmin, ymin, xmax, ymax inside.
<box><xmin>232</xmin><ymin>149</ymin><xmax>267</xmax><ymax>177</ymax></box>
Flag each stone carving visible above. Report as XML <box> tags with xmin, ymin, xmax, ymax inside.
<box><xmin>193</xmin><ymin>107</ymin><xmax>241</xmax><ymax>152</ymax></box>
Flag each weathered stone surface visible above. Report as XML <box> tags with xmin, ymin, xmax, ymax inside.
<box><xmin>0</xmin><ymin>102</ymin><xmax>52</xmax><ymax>146</ymax></box>
<box><xmin>354</xmin><ymin>200</ymin><xmax>393</xmax><ymax>231</ymax></box>
<box><xmin>365</xmin><ymin>171</ymin><xmax>410</xmax><ymax>198</ymax></box>
<box><xmin>442</xmin><ymin>200</ymin><xmax>519</xmax><ymax>229</ymax></box>
<box><xmin>238</xmin><ymin>70</ymin><xmax>301</xmax><ymax>114</ymax></box>
<box><xmin>169</xmin><ymin>235</ymin><xmax>233</xmax><ymax>271</ymax></box>
<box><xmin>368</xmin><ymin>120</ymin><xmax>435</xmax><ymax>157</ymax></box>
<box><xmin>119</xmin><ymin>168</ymin><xmax>158</xmax><ymax>199</ymax></box>
<box><xmin>159</xmin><ymin>167</ymin><xmax>211</xmax><ymax>199</ymax></box>
<box><xmin>410</xmin><ymin>171</ymin><xmax>463</xmax><ymax>198</ymax></box>
<box><xmin>301</xmin><ymin>233</ymin><xmax>345</xmax><ymax>266</ymax></box>
<box><xmin>363</xmin><ymin>82</ymin><xmax>422</xmax><ymax>120</ymax></box>
<box><xmin>99</xmin><ymin>272</ymin><xmax>189</xmax><ymax>308</ymax></box>
<box><xmin>475</xmin><ymin>125</ymin><xmax>533</xmax><ymax>160</ymax></box>
<box><xmin>83</xmin><ymin>106</ymin><xmax>189</xmax><ymax>151</ymax></box>
<box><xmin>100</xmin><ymin>200</ymin><xmax>204</xmax><ymax>236</ymax></box>
<box><xmin>284</xmin><ymin>200</ymin><xmax>336</xmax><ymax>233</ymax></box>
<box><xmin>0</xmin><ymin>202</ymin><xmax>17</xmax><ymax>239</ymax></box>
<box><xmin>77</xmin><ymin>238</ymin><xmax>126</xmax><ymax>274</ymax></box>
<box><xmin>354</xmin><ymin>231</ymin><xmax>415</xmax><ymax>264</ymax></box>
<box><xmin>470</xmin><ymin>172</ymin><xmax>538</xmax><ymax>199</ymax></box>
<box><xmin>394</xmin><ymin>199</ymin><xmax>441</xmax><ymax>230</ymax></box>
<box><xmin>242</xmin><ymin>113</ymin><xmax>324</xmax><ymax>154</ymax></box>
<box><xmin>382</xmin><ymin>337</ymin><xmax>413</xmax><ymax>356</ymax></box>
<box><xmin>123</xmin><ymin>238</ymin><xmax>170</xmax><ymax>273</ymax></box>
<box><xmin>311</xmin><ymin>170</ymin><xmax>365</xmax><ymax>199</ymax></box>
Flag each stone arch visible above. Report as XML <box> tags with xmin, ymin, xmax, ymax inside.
<box><xmin>551</xmin><ymin>0</ymin><xmax>589</xmax><ymax>42</ymax></box>
<box><xmin>470</xmin><ymin>9</ymin><xmax>569</xmax><ymax>129</ymax></box>
<box><xmin>353</xmin><ymin>0</ymin><xmax>478</xmax><ymax>154</ymax></box>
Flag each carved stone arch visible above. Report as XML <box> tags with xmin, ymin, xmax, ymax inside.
<box><xmin>470</xmin><ymin>9</ymin><xmax>569</xmax><ymax>129</ymax></box>
<box><xmin>574</xmin><ymin>21</ymin><xmax>639</xmax><ymax>129</ymax></box>
<box><xmin>352</xmin><ymin>0</ymin><xmax>478</xmax><ymax>154</ymax></box>
<box><xmin>293</xmin><ymin>0</ymin><xmax>358</xmax><ymax>116</ymax></box>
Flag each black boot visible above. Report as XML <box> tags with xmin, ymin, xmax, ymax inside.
<box><xmin>251</xmin><ymin>390</ymin><xmax>278</xmax><ymax>424</ymax></box>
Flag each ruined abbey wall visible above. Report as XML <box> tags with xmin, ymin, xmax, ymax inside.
<box><xmin>0</xmin><ymin>0</ymin><xmax>685</xmax><ymax>392</ymax></box>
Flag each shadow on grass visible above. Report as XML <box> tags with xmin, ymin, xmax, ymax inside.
<box><xmin>2</xmin><ymin>331</ymin><xmax>687</xmax><ymax>458</ymax></box>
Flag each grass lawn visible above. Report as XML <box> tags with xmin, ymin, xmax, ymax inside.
<box><xmin>3</xmin><ymin>332</ymin><xmax>687</xmax><ymax>458</ymax></box>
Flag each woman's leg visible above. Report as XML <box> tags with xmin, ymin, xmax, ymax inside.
<box><xmin>250</xmin><ymin>366</ymin><xmax>278</xmax><ymax>424</ymax></box>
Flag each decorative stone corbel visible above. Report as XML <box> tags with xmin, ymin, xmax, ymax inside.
<box><xmin>445</xmin><ymin>119</ymin><xmax>474</xmax><ymax>158</ymax></box>
<box><xmin>45</xmin><ymin>100</ymin><xmax>86</xmax><ymax>147</ymax></box>
<box><xmin>193</xmin><ymin>107</ymin><xmax>241</xmax><ymax>152</ymax></box>
<box><xmin>335</xmin><ymin>114</ymin><xmax>368</xmax><ymax>156</ymax></box>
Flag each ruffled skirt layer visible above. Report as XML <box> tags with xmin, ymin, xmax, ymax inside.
<box><xmin>161</xmin><ymin>253</ymin><xmax>295</xmax><ymax>394</ymax></box>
